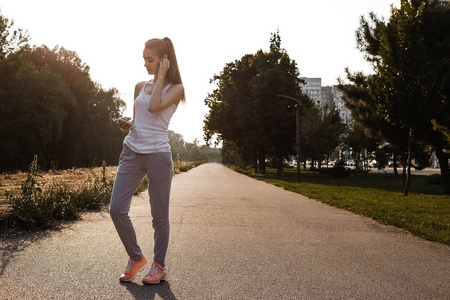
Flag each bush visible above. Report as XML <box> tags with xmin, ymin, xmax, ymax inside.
<box><xmin>4</xmin><ymin>156</ymin><xmax>205</xmax><ymax>231</ymax></box>
<box><xmin>134</xmin><ymin>178</ymin><xmax>148</xmax><ymax>195</ymax></box>
<box><xmin>173</xmin><ymin>159</ymin><xmax>206</xmax><ymax>174</ymax></box>
<box><xmin>75</xmin><ymin>162</ymin><xmax>114</xmax><ymax>210</ymax></box>
<box><xmin>5</xmin><ymin>156</ymin><xmax>113</xmax><ymax>231</ymax></box>
<box><xmin>44</xmin><ymin>182</ymin><xmax>80</xmax><ymax>221</ymax></box>
<box><xmin>331</xmin><ymin>160</ymin><xmax>351</xmax><ymax>178</ymax></box>
<box><xmin>318</xmin><ymin>161</ymin><xmax>350</xmax><ymax>178</ymax></box>
<box><xmin>6</xmin><ymin>156</ymin><xmax>80</xmax><ymax>230</ymax></box>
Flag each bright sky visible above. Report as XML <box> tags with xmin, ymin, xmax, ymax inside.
<box><xmin>1</xmin><ymin>0</ymin><xmax>399</xmax><ymax>144</ymax></box>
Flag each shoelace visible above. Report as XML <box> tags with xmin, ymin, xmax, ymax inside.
<box><xmin>125</xmin><ymin>258</ymin><xmax>135</xmax><ymax>273</ymax></box>
<box><xmin>148</xmin><ymin>264</ymin><xmax>158</xmax><ymax>275</ymax></box>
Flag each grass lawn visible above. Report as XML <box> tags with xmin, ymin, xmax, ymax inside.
<box><xmin>230</xmin><ymin>165</ymin><xmax>450</xmax><ymax>246</ymax></box>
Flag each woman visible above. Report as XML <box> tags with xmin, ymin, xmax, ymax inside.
<box><xmin>110</xmin><ymin>37</ymin><xmax>184</xmax><ymax>285</ymax></box>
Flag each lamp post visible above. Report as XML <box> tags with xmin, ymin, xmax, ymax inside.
<box><xmin>277</xmin><ymin>94</ymin><xmax>301</xmax><ymax>182</ymax></box>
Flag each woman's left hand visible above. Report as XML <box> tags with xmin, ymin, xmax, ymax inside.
<box><xmin>157</xmin><ymin>58</ymin><xmax>170</xmax><ymax>80</ymax></box>
<box><xmin>115</xmin><ymin>117</ymin><xmax>135</xmax><ymax>131</ymax></box>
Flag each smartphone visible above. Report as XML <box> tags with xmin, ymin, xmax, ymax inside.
<box><xmin>114</xmin><ymin>117</ymin><xmax>136</xmax><ymax>128</ymax></box>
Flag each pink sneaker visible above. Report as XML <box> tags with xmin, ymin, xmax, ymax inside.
<box><xmin>142</xmin><ymin>263</ymin><xmax>167</xmax><ymax>284</ymax></box>
<box><xmin>119</xmin><ymin>255</ymin><xmax>149</xmax><ymax>282</ymax></box>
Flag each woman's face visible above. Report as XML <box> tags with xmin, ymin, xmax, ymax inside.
<box><xmin>143</xmin><ymin>48</ymin><xmax>160</xmax><ymax>75</ymax></box>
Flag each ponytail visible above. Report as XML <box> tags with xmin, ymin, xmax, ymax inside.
<box><xmin>145</xmin><ymin>37</ymin><xmax>185</xmax><ymax>103</ymax></box>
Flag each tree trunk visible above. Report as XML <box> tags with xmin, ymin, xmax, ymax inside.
<box><xmin>258</xmin><ymin>148</ymin><xmax>266</xmax><ymax>174</ymax></box>
<box><xmin>277</xmin><ymin>154</ymin><xmax>283</xmax><ymax>176</ymax></box>
<box><xmin>435</xmin><ymin>150</ymin><xmax>450</xmax><ymax>194</ymax></box>
<box><xmin>402</xmin><ymin>155</ymin><xmax>407</xmax><ymax>187</ymax></box>
<box><xmin>393</xmin><ymin>152</ymin><xmax>398</xmax><ymax>176</ymax></box>
<box><xmin>404</xmin><ymin>130</ymin><xmax>412</xmax><ymax>196</ymax></box>
<box><xmin>254</xmin><ymin>149</ymin><xmax>258</xmax><ymax>174</ymax></box>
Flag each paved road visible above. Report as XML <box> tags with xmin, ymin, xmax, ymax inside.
<box><xmin>1</xmin><ymin>163</ymin><xmax>449</xmax><ymax>299</ymax></box>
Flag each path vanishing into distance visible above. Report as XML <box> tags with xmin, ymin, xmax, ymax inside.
<box><xmin>1</xmin><ymin>163</ymin><xmax>449</xmax><ymax>299</ymax></box>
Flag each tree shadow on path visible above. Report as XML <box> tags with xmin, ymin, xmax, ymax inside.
<box><xmin>0</xmin><ymin>231</ymin><xmax>50</xmax><ymax>276</ymax></box>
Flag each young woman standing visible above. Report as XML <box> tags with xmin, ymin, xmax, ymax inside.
<box><xmin>110</xmin><ymin>37</ymin><xmax>184</xmax><ymax>284</ymax></box>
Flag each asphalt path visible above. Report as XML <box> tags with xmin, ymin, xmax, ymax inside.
<box><xmin>1</xmin><ymin>163</ymin><xmax>449</xmax><ymax>300</ymax></box>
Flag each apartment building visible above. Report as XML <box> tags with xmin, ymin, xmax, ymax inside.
<box><xmin>300</xmin><ymin>77</ymin><xmax>322</xmax><ymax>104</ymax></box>
<box><xmin>300</xmin><ymin>77</ymin><xmax>352</xmax><ymax>123</ymax></box>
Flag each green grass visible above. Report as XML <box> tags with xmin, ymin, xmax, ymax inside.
<box><xmin>230</xmin><ymin>165</ymin><xmax>450</xmax><ymax>246</ymax></box>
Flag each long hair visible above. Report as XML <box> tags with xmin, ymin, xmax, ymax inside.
<box><xmin>145</xmin><ymin>37</ymin><xmax>185</xmax><ymax>102</ymax></box>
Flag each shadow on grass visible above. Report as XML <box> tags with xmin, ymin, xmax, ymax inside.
<box><xmin>240</xmin><ymin>166</ymin><xmax>444</xmax><ymax>196</ymax></box>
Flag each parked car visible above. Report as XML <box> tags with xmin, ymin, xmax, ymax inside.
<box><xmin>345</xmin><ymin>159</ymin><xmax>356</xmax><ymax>166</ymax></box>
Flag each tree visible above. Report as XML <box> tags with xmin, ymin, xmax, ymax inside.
<box><xmin>0</xmin><ymin>46</ymin><xmax>75</xmax><ymax>169</ymax></box>
<box><xmin>319</xmin><ymin>106</ymin><xmax>346</xmax><ymax>166</ymax></box>
<box><xmin>339</xmin><ymin>71</ymin><xmax>407</xmax><ymax>175</ymax></box>
<box><xmin>0</xmin><ymin>14</ymin><xmax>29</xmax><ymax>60</ymax></box>
<box><xmin>0</xmin><ymin>12</ymin><xmax>127</xmax><ymax>170</ymax></box>
<box><xmin>343</xmin><ymin>123</ymin><xmax>378</xmax><ymax>169</ymax></box>
<box><xmin>299</xmin><ymin>105</ymin><xmax>345</xmax><ymax>170</ymax></box>
<box><xmin>204</xmin><ymin>32</ymin><xmax>308</xmax><ymax>174</ymax></box>
<box><xmin>432</xmin><ymin>120</ymin><xmax>450</xmax><ymax>146</ymax></box>
<box><xmin>204</xmin><ymin>54</ymin><xmax>258</xmax><ymax>167</ymax></box>
<box><xmin>341</xmin><ymin>0</ymin><xmax>450</xmax><ymax>194</ymax></box>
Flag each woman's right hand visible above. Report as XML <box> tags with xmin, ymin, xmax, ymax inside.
<box><xmin>157</xmin><ymin>58</ymin><xmax>170</xmax><ymax>80</ymax></box>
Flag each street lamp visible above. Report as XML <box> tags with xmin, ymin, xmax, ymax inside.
<box><xmin>277</xmin><ymin>94</ymin><xmax>301</xmax><ymax>182</ymax></box>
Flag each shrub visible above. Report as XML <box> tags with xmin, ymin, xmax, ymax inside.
<box><xmin>173</xmin><ymin>159</ymin><xmax>206</xmax><ymax>174</ymax></box>
<box><xmin>318</xmin><ymin>161</ymin><xmax>350</xmax><ymax>178</ymax></box>
<box><xmin>75</xmin><ymin>162</ymin><xmax>114</xmax><ymax>210</ymax></box>
<box><xmin>44</xmin><ymin>182</ymin><xmax>80</xmax><ymax>221</ymax></box>
<box><xmin>5</xmin><ymin>157</ymin><xmax>113</xmax><ymax>231</ymax></box>
<box><xmin>330</xmin><ymin>160</ymin><xmax>351</xmax><ymax>178</ymax></box>
<box><xmin>4</xmin><ymin>157</ymin><xmax>204</xmax><ymax>231</ymax></box>
<box><xmin>6</xmin><ymin>155</ymin><xmax>80</xmax><ymax>230</ymax></box>
<box><xmin>134</xmin><ymin>178</ymin><xmax>148</xmax><ymax>195</ymax></box>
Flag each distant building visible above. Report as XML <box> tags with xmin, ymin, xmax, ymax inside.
<box><xmin>320</xmin><ymin>86</ymin><xmax>334</xmax><ymax>108</ymax></box>
<box><xmin>300</xmin><ymin>77</ymin><xmax>352</xmax><ymax>124</ymax></box>
<box><xmin>300</xmin><ymin>78</ymin><xmax>322</xmax><ymax>105</ymax></box>
<box><xmin>331</xmin><ymin>86</ymin><xmax>352</xmax><ymax>123</ymax></box>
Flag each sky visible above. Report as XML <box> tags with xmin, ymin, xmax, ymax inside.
<box><xmin>1</xmin><ymin>0</ymin><xmax>400</xmax><ymax>144</ymax></box>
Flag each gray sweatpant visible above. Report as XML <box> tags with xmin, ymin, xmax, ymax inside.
<box><xmin>110</xmin><ymin>144</ymin><xmax>173</xmax><ymax>266</ymax></box>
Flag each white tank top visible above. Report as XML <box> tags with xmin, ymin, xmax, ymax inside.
<box><xmin>124</xmin><ymin>81</ymin><xmax>177</xmax><ymax>153</ymax></box>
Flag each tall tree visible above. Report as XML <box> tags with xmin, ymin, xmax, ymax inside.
<box><xmin>341</xmin><ymin>0</ymin><xmax>450</xmax><ymax>193</ymax></box>
<box><xmin>300</xmin><ymin>105</ymin><xmax>345</xmax><ymax>170</ymax></box>
<box><xmin>0</xmin><ymin>14</ymin><xmax>29</xmax><ymax>60</ymax></box>
<box><xmin>0</xmin><ymin>46</ymin><xmax>75</xmax><ymax>169</ymax></box>
<box><xmin>0</xmin><ymin>13</ymin><xmax>127</xmax><ymax>170</ymax></box>
<box><xmin>249</xmin><ymin>32</ymin><xmax>305</xmax><ymax>174</ymax></box>
<box><xmin>204</xmin><ymin>32</ymin><xmax>309</xmax><ymax>173</ymax></box>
